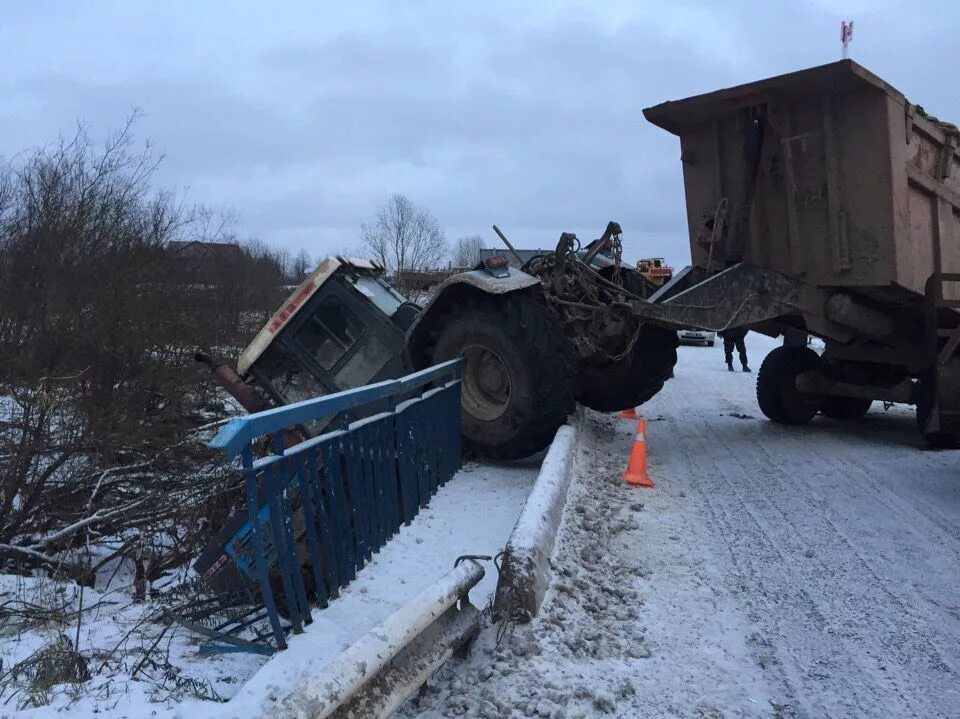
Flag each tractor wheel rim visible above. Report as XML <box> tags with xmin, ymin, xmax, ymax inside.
<box><xmin>461</xmin><ymin>345</ymin><xmax>511</xmax><ymax>421</ymax></box>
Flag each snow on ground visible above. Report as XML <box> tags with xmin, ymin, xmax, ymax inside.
<box><xmin>0</xmin><ymin>395</ymin><xmax>14</xmax><ymax>422</ymax></box>
<box><xmin>2</xmin><ymin>456</ymin><xmax>537</xmax><ymax>718</ymax></box>
<box><xmin>0</xmin><ymin>562</ymin><xmax>261</xmax><ymax>718</ymax></box>
<box><xmin>1</xmin><ymin>579</ymin><xmax>244</xmax><ymax>717</ymax></box>
<box><xmin>401</xmin><ymin>333</ymin><xmax>960</xmax><ymax>718</ymax></box>
<box><xmin>229</xmin><ymin>457</ymin><xmax>538</xmax><ymax>713</ymax></box>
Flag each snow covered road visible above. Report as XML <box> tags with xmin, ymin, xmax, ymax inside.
<box><xmin>403</xmin><ymin>333</ymin><xmax>960</xmax><ymax>718</ymax></box>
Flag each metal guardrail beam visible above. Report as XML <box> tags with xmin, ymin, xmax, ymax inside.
<box><xmin>258</xmin><ymin>559</ymin><xmax>484</xmax><ymax>719</ymax></box>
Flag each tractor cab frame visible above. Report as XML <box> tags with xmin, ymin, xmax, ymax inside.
<box><xmin>239</xmin><ymin>257</ymin><xmax>415</xmax><ymax>433</ymax></box>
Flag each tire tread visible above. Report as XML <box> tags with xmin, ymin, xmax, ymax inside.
<box><xmin>430</xmin><ymin>293</ymin><xmax>576</xmax><ymax>459</ymax></box>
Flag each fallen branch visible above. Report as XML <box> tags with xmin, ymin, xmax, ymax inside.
<box><xmin>34</xmin><ymin>497</ymin><xmax>151</xmax><ymax>550</ymax></box>
<box><xmin>86</xmin><ymin>461</ymin><xmax>155</xmax><ymax>511</ymax></box>
<box><xmin>0</xmin><ymin>543</ymin><xmax>62</xmax><ymax>567</ymax></box>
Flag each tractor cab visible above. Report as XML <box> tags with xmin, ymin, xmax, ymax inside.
<box><xmin>194</xmin><ymin>258</ymin><xmax>418</xmax><ymax>598</ymax></box>
<box><xmin>238</xmin><ymin>257</ymin><xmax>416</xmax><ymax>432</ymax></box>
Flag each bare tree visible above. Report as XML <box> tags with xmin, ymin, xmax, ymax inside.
<box><xmin>453</xmin><ymin>235</ymin><xmax>484</xmax><ymax>268</ymax></box>
<box><xmin>0</xmin><ymin>118</ymin><xmax>290</xmax><ymax>580</ymax></box>
<box><xmin>359</xmin><ymin>194</ymin><xmax>448</xmax><ymax>292</ymax></box>
<box><xmin>290</xmin><ymin>249</ymin><xmax>311</xmax><ymax>282</ymax></box>
<box><xmin>273</xmin><ymin>247</ymin><xmax>292</xmax><ymax>283</ymax></box>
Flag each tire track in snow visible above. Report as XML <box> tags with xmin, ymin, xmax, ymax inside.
<box><xmin>661</xmin><ymin>411</ymin><xmax>853</xmax><ymax>717</ymax></box>
<box><xmin>649</xmin><ymin>339</ymin><xmax>959</xmax><ymax>718</ymax></box>
<box><xmin>703</xmin><ymin>423</ymin><xmax>943</xmax><ymax>718</ymax></box>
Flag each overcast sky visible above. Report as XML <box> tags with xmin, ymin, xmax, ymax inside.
<box><xmin>1</xmin><ymin>1</ymin><xmax>956</xmax><ymax>265</ymax></box>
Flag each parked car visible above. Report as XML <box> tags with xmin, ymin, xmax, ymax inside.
<box><xmin>677</xmin><ymin>328</ymin><xmax>716</xmax><ymax>347</ymax></box>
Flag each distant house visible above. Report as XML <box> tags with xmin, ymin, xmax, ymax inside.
<box><xmin>478</xmin><ymin>248</ymin><xmax>551</xmax><ymax>268</ymax></box>
<box><xmin>394</xmin><ymin>268</ymin><xmax>459</xmax><ymax>294</ymax></box>
<box><xmin>166</xmin><ymin>240</ymin><xmax>245</xmax><ymax>263</ymax></box>
<box><xmin>164</xmin><ymin>240</ymin><xmax>249</xmax><ymax>286</ymax></box>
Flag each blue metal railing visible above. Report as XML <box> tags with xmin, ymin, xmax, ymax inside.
<box><xmin>207</xmin><ymin>359</ymin><xmax>463</xmax><ymax>650</ymax></box>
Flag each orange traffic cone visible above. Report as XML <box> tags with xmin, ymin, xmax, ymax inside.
<box><xmin>622</xmin><ymin>418</ymin><xmax>654</xmax><ymax>487</ymax></box>
<box><xmin>618</xmin><ymin>406</ymin><xmax>639</xmax><ymax>420</ymax></box>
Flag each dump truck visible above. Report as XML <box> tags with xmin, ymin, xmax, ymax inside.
<box><xmin>643</xmin><ymin>59</ymin><xmax>960</xmax><ymax>446</ymax></box>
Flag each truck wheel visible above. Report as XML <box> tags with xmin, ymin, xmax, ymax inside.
<box><xmin>820</xmin><ymin>395</ymin><xmax>872</xmax><ymax>419</ymax></box>
<box><xmin>431</xmin><ymin>294</ymin><xmax>576</xmax><ymax>459</ymax></box>
<box><xmin>576</xmin><ymin>325</ymin><xmax>679</xmax><ymax>412</ymax></box>
<box><xmin>916</xmin><ymin>371</ymin><xmax>960</xmax><ymax>448</ymax></box>
<box><xmin>756</xmin><ymin>346</ymin><xmax>822</xmax><ymax>424</ymax></box>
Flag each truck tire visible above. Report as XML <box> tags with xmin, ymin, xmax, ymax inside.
<box><xmin>756</xmin><ymin>346</ymin><xmax>822</xmax><ymax>424</ymax></box>
<box><xmin>916</xmin><ymin>371</ymin><xmax>960</xmax><ymax>448</ymax></box>
<box><xmin>431</xmin><ymin>294</ymin><xmax>576</xmax><ymax>459</ymax></box>
<box><xmin>820</xmin><ymin>395</ymin><xmax>872</xmax><ymax>419</ymax></box>
<box><xmin>576</xmin><ymin>325</ymin><xmax>679</xmax><ymax>412</ymax></box>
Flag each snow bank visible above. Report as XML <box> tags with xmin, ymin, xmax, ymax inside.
<box><xmin>494</xmin><ymin>419</ymin><xmax>579</xmax><ymax>621</ymax></box>
<box><xmin>3</xmin><ymin>571</ymin><xmax>263</xmax><ymax>719</ymax></box>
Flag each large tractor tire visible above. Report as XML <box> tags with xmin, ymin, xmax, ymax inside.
<box><xmin>756</xmin><ymin>346</ymin><xmax>822</xmax><ymax>424</ymax></box>
<box><xmin>431</xmin><ymin>294</ymin><xmax>576</xmax><ymax>459</ymax></box>
<box><xmin>576</xmin><ymin>325</ymin><xmax>679</xmax><ymax>412</ymax></box>
<box><xmin>820</xmin><ymin>395</ymin><xmax>872</xmax><ymax>419</ymax></box>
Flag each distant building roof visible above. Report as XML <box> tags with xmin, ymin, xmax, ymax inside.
<box><xmin>394</xmin><ymin>268</ymin><xmax>460</xmax><ymax>291</ymax></box>
<box><xmin>166</xmin><ymin>240</ymin><xmax>244</xmax><ymax>259</ymax></box>
<box><xmin>478</xmin><ymin>248</ymin><xmax>553</xmax><ymax>268</ymax></box>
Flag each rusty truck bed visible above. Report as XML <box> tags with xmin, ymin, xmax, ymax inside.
<box><xmin>644</xmin><ymin>60</ymin><xmax>960</xmax><ymax>304</ymax></box>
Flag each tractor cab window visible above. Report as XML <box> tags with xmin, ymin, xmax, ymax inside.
<box><xmin>348</xmin><ymin>275</ymin><xmax>405</xmax><ymax>316</ymax></box>
<box><xmin>296</xmin><ymin>297</ymin><xmax>365</xmax><ymax>371</ymax></box>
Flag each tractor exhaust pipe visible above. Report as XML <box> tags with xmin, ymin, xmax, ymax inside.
<box><xmin>194</xmin><ymin>352</ymin><xmax>269</xmax><ymax>414</ymax></box>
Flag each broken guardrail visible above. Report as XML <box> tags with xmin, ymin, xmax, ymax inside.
<box><xmin>206</xmin><ymin>358</ymin><xmax>464</xmax><ymax>651</ymax></box>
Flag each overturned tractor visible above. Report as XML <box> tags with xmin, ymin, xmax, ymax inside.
<box><xmin>205</xmin><ymin>223</ymin><xmax>677</xmax><ymax>462</ymax></box>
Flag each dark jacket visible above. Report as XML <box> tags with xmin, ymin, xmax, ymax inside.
<box><xmin>719</xmin><ymin>327</ymin><xmax>748</xmax><ymax>340</ymax></box>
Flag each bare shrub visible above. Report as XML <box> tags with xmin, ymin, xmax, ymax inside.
<box><xmin>0</xmin><ymin>117</ymin><xmax>283</xmax><ymax>448</ymax></box>
<box><xmin>0</xmin><ymin>378</ymin><xmax>243</xmax><ymax>580</ymax></box>
<box><xmin>0</xmin><ymin>117</ymin><xmax>276</xmax><ymax>579</ymax></box>
<box><xmin>0</xmin><ymin>115</ymin><xmax>288</xmax><ymax>711</ymax></box>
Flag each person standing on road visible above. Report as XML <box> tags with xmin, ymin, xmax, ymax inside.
<box><xmin>720</xmin><ymin>327</ymin><xmax>750</xmax><ymax>372</ymax></box>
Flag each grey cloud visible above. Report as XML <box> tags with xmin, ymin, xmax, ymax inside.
<box><xmin>2</xmin><ymin>2</ymin><xmax>957</xmax><ymax>264</ymax></box>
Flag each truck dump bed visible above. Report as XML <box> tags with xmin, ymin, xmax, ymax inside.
<box><xmin>644</xmin><ymin>60</ymin><xmax>960</xmax><ymax>302</ymax></box>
